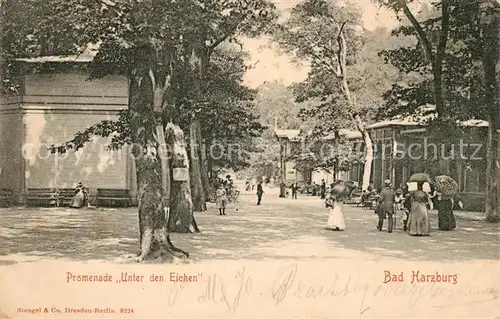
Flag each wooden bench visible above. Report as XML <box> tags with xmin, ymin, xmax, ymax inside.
<box><xmin>26</xmin><ymin>188</ymin><xmax>59</xmax><ymax>207</ymax></box>
<box><xmin>346</xmin><ymin>195</ymin><xmax>362</xmax><ymax>206</ymax></box>
<box><xmin>0</xmin><ymin>188</ymin><xmax>13</xmax><ymax>207</ymax></box>
<box><xmin>362</xmin><ymin>194</ymin><xmax>380</xmax><ymax>209</ymax></box>
<box><xmin>57</xmin><ymin>188</ymin><xmax>78</xmax><ymax>207</ymax></box>
<box><xmin>96</xmin><ymin>188</ymin><xmax>131</xmax><ymax>207</ymax></box>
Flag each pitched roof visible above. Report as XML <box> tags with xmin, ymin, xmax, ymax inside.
<box><xmin>323</xmin><ymin>129</ymin><xmax>362</xmax><ymax>140</ymax></box>
<box><xmin>274</xmin><ymin>129</ymin><xmax>301</xmax><ymax>140</ymax></box>
<box><xmin>367</xmin><ymin>118</ymin><xmax>492</xmax><ymax>130</ymax></box>
<box><xmin>367</xmin><ymin>118</ymin><xmax>422</xmax><ymax>129</ymax></box>
<box><xmin>14</xmin><ymin>45</ymin><xmax>99</xmax><ymax>63</ymax></box>
<box><xmin>15</xmin><ymin>53</ymin><xmax>95</xmax><ymax>63</ymax></box>
<box><xmin>458</xmin><ymin>119</ymin><xmax>489</xmax><ymax>127</ymax></box>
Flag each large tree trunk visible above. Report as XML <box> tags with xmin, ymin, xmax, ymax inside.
<box><xmin>354</xmin><ymin>116</ymin><xmax>374</xmax><ymax>192</ymax></box>
<box><xmin>361</xmin><ymin>133</ymin><xmax>373</xmax><ymax>191</ymax></box>
<box><xmin>169</xmin><ymin>124</ymin><xmax>200</xmax><ymax>233</ymax></box>
<box><xmin>333</xmin><ymin>165</ymin><xmax>339</xmax><ymax>181</ymax></box>
<box><xmin>189</xmin><ymin>118</ymin><xmax>207</xmax><ymax>212</ymax></box>
<box><xmin>134</xmin><ymin>151</ymin><xmax>188</xmax><ymax>261</ymax></box>
<box><xmin>200</xmin><ymin>140</ymin><xmax>212</xmax><ymax>200</ymax></box>
<box><xmin>335</xmin><ymin>24</ymin><xmax>374</xmax><ymax>191</ymax></box>
<box><xmin>485</xmin><ymin>127</ymin><xmax>500</xmax><ymax>222</ymax></box>
<box><xmin>482</xmin><ymin>7</ymin><xmax>500</xmax><ymax>222</ymax></box>
<box><xmin>129</xmin><ymin>70</ymin><xmax>188</xmax><ymax>262</ymax></box>
<box><xmin>207</xmin><ymin>144</ymin><xmax>213</xmax><ymax>179</ymax></box>
<box><xmin>400</xmin><ymin>0</ymin><xmax>450</xmax><ymax>119</ymax></box>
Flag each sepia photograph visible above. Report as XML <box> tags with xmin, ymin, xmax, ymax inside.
<box><xmin>1</xmin><ymin>0</ymin><xmax>499</xmax><ymax>318</ymax></box>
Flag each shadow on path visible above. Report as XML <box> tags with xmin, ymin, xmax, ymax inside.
<box><xmin>0</xmin><ymin>195</ymin><xmax>498</xmax><ymax>263</ymax></box>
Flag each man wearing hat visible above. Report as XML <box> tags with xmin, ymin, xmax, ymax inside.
<box><xmin>377</xmin><ymin>179</ymin><xmax>396</xmax><ymax>232</ymax></box>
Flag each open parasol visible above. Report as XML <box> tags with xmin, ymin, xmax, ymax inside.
<box><xmin>408</xmin><ymin>173</ymin><xmax>432</xmax><ymax>183</ymax></box>
<box><xmin>331</xmin><ymin>181</ymin><xmax>348</xmax><ymax>200</ymax></box>
<box><xmin>434</xmin><ymin>175</ymin><xmax>458</xmax><ymax>196</ymax></box>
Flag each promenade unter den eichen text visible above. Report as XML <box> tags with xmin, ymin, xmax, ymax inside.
<box><xmin>13</xmin><ymin>264</ymin><xmax>498</xmax><ymax>317</ymax></box>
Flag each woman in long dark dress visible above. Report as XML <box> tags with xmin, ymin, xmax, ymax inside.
<box><xmin>436</xmin><ymin>193</ymin><xmax>456</xmax><ymax>230</ymax></box>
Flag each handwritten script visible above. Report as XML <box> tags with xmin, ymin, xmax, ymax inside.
<box><xmin>165</xmin><ymin>264</ymin><xmax>498</xmax><ymax>315</ymax></box>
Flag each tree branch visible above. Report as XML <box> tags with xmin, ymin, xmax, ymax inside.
<box><xmin>398</xmin><ymin>0</ymin><xmax>435</xmax><ymax>67</ymax></box>
<box><xmin>335</xmin><ymin>22</ymin><xmax>354</xmax><ymax>107</ymax></box>
<box><xmin>435</xmin><ymin>0</ymin><xmax>450</xmax><ymax>76</ymax></box>
<box><xmin>208</xmin><ymin>19</ymin><xmax>244</xmax><ymax>56</ymax></box>
<box><xmin>95</xmin><ymin>0</ymin><xmax>123</xmax><ymax>17</ymax></box>
<box><xmin>335</xmin><ymin>22</ymin><xmax>347</xmax><ymax>79</ymax></box>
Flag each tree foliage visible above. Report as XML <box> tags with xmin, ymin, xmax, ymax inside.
<box><xmin>272</xmin><ymin>0</ymin><xmax>395</xmax><ymax>133</ymax></box>
<box><xmin>378</xmin><ymin>0</ymin><xmax>500</xmax><ymax>221</ymax></box>
<box><xmin>254</xmin><ymin>81</ymin><xmax>305</xmax><ymax>130</ymax></box>
<box><xmin>243</xmin><ymin>81</ymin><xmax>317</xmax><ymax>179</ymax></box>
<box><xmin>1</xmin><ymin>0</ymin><xmax>276</xmax><ymax>155</ymax></box>
<box><xmin>1</xmin><ymin>0</ymin><xmax>280</xmax><ymax>256</ymax></box>
<box><xmin>270</xmin><ymin>0</ymin><xmax>394</xmax><ymax>186</ymax></box>
<box><xmin>377</xmin><ymin>1</ymin><xmax>489</xmax><ymax>124</ymax></box>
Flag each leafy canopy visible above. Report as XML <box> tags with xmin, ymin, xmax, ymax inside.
<box><xmin>377</xmin><ymin>1</ymin><xmax>489</xmax><ymax>122</ymax></box>
<box><xmin>2</xmin><ymin>0</ymin><xmax>278</xmax><ymax>159</ymax></box>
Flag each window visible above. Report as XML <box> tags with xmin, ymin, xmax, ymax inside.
<box><xmin>461</xmin><ymin>160</ymin><xmax>486</xmax><ymax>193</ymax></box>
<box><xmin>289</xmin><ymin>141</ymin><xmax>300</xmax><ymax>156</ymax></box>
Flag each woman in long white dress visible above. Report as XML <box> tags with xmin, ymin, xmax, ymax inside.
<box><xmin>326</xmin><ymin>182</ymin><xmax>346</xmax><ymax>231</ymax></box>
<box><xmin>70</xmin><ymin>182</ymin><xmax>88</xmax><ymax>208</ymax></box>
<box><xmin>406</xmin><ymin>182</ymin><xmax>431</xmax><ymax>236</ymax></box>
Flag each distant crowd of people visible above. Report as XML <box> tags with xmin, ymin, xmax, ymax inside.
<box><xmin>278</xmin><ymin>179</ymin><xmax>334</xmax><ymax>200</ymax></box>
<box><xmin>322</xmin><ymin>175</ymin><xmax>462</xmax><ymax>235</ymax></box>
<box><xmin>371</xmin><ymin>179</ymin><xmax>461</xmax><ymax>234</ymax></box>
<box><xmin>215</xmin><ymin>173</ymin><xmax>461</xmax><ymax>236</ymax></box>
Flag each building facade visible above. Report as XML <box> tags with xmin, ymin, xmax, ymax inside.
<box><xmin>274</xmin><ymin>129</ymin><xmax>307</xmax><ymax>183</ymax></box>
<box><xmin>0</xmin><ymin>58</ymin><xmax>136</xmax><ymax>203</ymax></box>
<box><xmin>365</xmin><ymin>119</ymin><xmax>493</xmax><ymax>211</ymax></box>
<box><xmin>275</xmin><ymin>120</ymin><xmax>495</xmax><ymax>211</ymax></box>
<box><xmin>275</xmin><ymin>128</ymin><xmax>362</xmax><ymax>186</ymax></box>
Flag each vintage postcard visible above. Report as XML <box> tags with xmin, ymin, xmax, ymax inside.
<box><xmin>1</xmin><ymin>0</ymin><xmax>499</xmax><ymax>318</ymax></box>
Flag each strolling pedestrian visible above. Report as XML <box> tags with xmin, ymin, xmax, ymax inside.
<box><xmin>279</xmin><ymin>180</ymin><xmax>286</xmax><ymax>198</ymax></box>
<box><xmin>402</xmin><ymin>192</ymin><xmax>411</xmax><ymax>231</ymax></box>
<box><xmin>291</xmin><ymin>182</ymin><xmax>297</xmax><ymax>199</ymax></box>
<box><xmin>320</xmin><ymin>179</ymin><xmax>326</xmax><ymax>199</ymax></box>
<box><xmin>436</xmin><ymin>193</ymin><xmax>462</xmax><ymax>231</ymax></box>
<box><xmin>434</xmin><ymin>175</ymin><xmax>461</xmax><ymax>231</ymax></box>
<box><xmin>394</xmin><ymin>188</ymin><xmax>404</xmax><ymax>228</ymax></box>
<box><xmin>406</xmin><ymin>178</ymin><xmax>432</xmax><ymax>236</ymax></box>
<box><xmin>325</xmin><ymin>181</ymin><xmax>347</xmax><ymax>231</ymax></box>
<box><xmin>377</xmin><ymin>180</ymin><xmax>396</xmax><ymax>232</ymax></box>
<box><xmin>256</xmin><ymin>181</ymin><xmax>264</xmax><ymax>205</ymax></box>
<box><xmin>225</xmin><ymin>175</ymin><xmax>233</xmax><ymax>189</ymax></box>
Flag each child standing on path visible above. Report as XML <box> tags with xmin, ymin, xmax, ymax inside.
<box><xmin>216</xmin><ymin>184</ymin><xmax>228</xmax><ymax>215</ymax></box>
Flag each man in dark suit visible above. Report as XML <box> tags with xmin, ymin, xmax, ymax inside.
<box><xmin>291</xmin><ymin>183</ymin><xmax>297</xmax><ymax>199</ymax></box>
<box><xmin>320</xmin><ymin>179</ymin><xmax>326</xmax><ymax>199</ymax></box>
<box><xmin>279</xmin><ymin>181</ymin><xmax>286</xmax><ymax>198</ymax></box>
<box><xmin>377</xmin><ymin>180</ymin><xmax>396</xmax><ymax>232</ymax></box>
<box><xmin>257</xmin><ymin>181</ymin><xmax>264</xmax><ymax>205</ymax></box>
